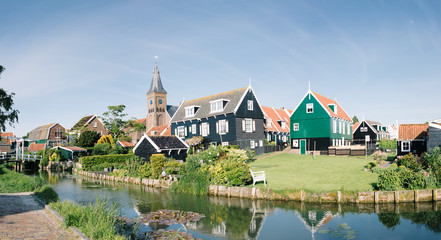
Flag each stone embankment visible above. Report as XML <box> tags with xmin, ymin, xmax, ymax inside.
<box><xmin>75</xmin><ymin>170</ymin><xmax>441</xmax><ymax>203</ymax></box>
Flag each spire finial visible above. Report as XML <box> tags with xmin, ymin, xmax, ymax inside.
<box><xmin>308</xmin><ymin>81</ymin><xmax>311</xmax><ymax>91</ymax></box>
<box><xmin>248</xmin><ymin>77</ymin><xmax>252</xmax><ymax>87</ymax></box>
<box><xmin>154</xmin><ymin>56</ymin><xmax>158</xmax><ymax>64</ymax></box>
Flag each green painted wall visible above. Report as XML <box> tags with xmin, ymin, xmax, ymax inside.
<box><xmin>291</xmin><ymin>93</ymin><xmax>331</xmax><ymax>139</ymax></box>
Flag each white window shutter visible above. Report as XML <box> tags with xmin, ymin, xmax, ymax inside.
<box><xmin>226</xmin><ymin>120</ymin><xmax>229</xmax><ymax>133</ymax></box>
<box><xmin>216</xmin><ymin>122</ymin><xmax>219</xmax><ymax>133</ymax></box>
<box><xmin>174</xmin><ymin>129</ymin><xmax>177</xmax><ymax>136</ymax></box>
<box><xmin>207</xmin><ymin>123</ymin><xmax>210</xmax><ymax>135</ymax></box>
<box><xmin>200</xmin><ymin>125</ymin><xmax>202</xmax><ymax>134</ymax></box>
<box><xmin>242</xmin><ymin>119</ymin><xmax>246</xmax><ymax>132</ymax></box>
<box><xmin>185</xmin><ymin>127</ymin><xmax>187</xmax><ymax>136</ymax></box>
<box><xmin>253</xmin><ymin>120</ymin><xmax>256</xmax><ymax>132</ymax></box>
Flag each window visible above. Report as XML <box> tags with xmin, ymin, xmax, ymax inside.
<box><xmin>177</xmin><ymin>126</ymin><xmax>185</xmax><ymax>138</ymax></box>
<box><xmin>347</xmin><ymin>124</ymin><xmax>350</xmax><ymax>135</ymax></box>
<box><xmin>343</xmin><ymin>122</ymin><xmax>346</xmax><ymax>134</ymax></box>
<box><xmin>185</xmin><ymin>107</ymin><xmax>196</xmax><ymax>118</ymax></box>
<box><xmin>281</xmin><ymin>121</ymin><xmax>286</xmax><ymax>129</ymax></box>
<box><xmin>339</xmin><ymin>121</ymin><xmax>342</xmax><ymax>133</ymax></box>
<box><xmin>259</xmin><ymin>140</ymin><xmax>263</xmax><ymax>146</ymax></box>
<box><xmin>201</xmin><ymin>122</ymin><xmax>209</xmax><ymax>137</ymax></box>
<box><xmin>250</xmin><ymin>140</ymin><xmax>255</xmax><ymax>149</ymax></box>
<box><xmin>192</xmin><ymin>124</ymin><xmax>197</xmax><ymax>134</ymax></box>
<box><xmin>210</xmin><ymin>100</ymin><xmax>228</xmax><ymax>113</ymax></box>
<box><xmin>247</xmin><ymin>100</ymin><xmax>254</xmax><ymax>111</ymax></box>
<box><xmin>217</xmin><ymin>120</ymin><xmax>228</xmax><ymax>134</ymax></box>
<box><xmin>361</xmin><ymin>127</ymin><xmax>368</xmax><ymax>132</ymax></box>
<box><xmin>293</xmin><ymin>123</ymin><xmax>299</xmax><ymax>131</ymax></box>
<box><xmin>267</xmin><ymin>118</ymin><xmax>272</xmax><ymax>127</ymax></box>
<box><xmin>333</xmin><ymin>120</ymin><xmax>337</xmax><ymax>133</ymax></box>
<box><xmin>93</xmin><ymin>122</ymin><xmax>97</xmax><ymax>128</ymax></box>
<box><xmin>293</xmin><ymin>139</ymin><xmax>299</xmax><ymax>148</ymax></box>
<box><xmin>243</xmin><ymin>119</ymin><xmax>254</xmax><ymax>133</ymax></box>
<box><xmin>222</xmin><ymin>142</ymin><xmax>229</xmax><ymax>146</ymax></box>
<box><xmin>306</xmin><ymin>103</ymin><xmax>314</xmax><ymax>113</ymax></box>
<box><xmin>401</xmin><ymin>141</ymin><xmax>410</xmax><ymax>152</ymax></box>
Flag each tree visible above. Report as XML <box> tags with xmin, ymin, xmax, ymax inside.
<box><xmin>0</xmin><ymin>65</ymin><xmax>19</xmax><ymax>133</ymax></box>
<box><xmin>126</xmin><ymin>118</ymin><xmax>146</xmax><ymax>133</ymax></box>
<box><xmin>75</xmin><ymin>130</ymin><xmax>101</xmax><ymax>147</ymax></box>
<box><xmin>352</xmin><ymin>115</ymin><xmax>359</xmax><ymax>123</ymax></box>
<box><xmin>101</xmin><ymin>105</ymin><xmax>127</xmax><ymax>139</ymax></box>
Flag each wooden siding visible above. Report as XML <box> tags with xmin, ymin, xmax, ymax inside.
<box><xmin>397</xmin><ymin>140</ymin><xmax>427</xmax><ymax>156</ymax></box>
<box><xmin>235</xmin><ymin>89</ymin><xmax>264</xmax><ymax>119</ymax></box>
<box><xmin>353</xmin><ymin>121</ymin><xmax>378</xmax><ymax>145</ymax></box>
<box><xmin>428</xmin><ymin>125</ymin><xmax>441</xmax><ymax>151</ymax></box>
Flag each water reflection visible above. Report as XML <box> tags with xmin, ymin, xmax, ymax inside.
<box><xmin>40</xmin><ymin>170</ymin><xmax>441</xmax><ymax>240</ymax></box>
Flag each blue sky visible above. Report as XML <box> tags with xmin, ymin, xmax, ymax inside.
<box><xmin>1</xmin><ymin>0</ymin><xmax>440</xmax><ymax>137</ymax></box>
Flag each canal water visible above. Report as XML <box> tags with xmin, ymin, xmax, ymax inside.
<box><xmin>38</xmin><ymin>171</ymin><xmax>441</xmax><ymax>240</ymax></box>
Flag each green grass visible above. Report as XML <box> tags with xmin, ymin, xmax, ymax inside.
<box><xmin>0</xmin><ymin>165</ymin><xmax>45</xmax><ymax>193</ymax></box>
<box><xmin>250</xmin><ymin>153</ymin><xmax>379</xmax><ymax>193</ymax></box>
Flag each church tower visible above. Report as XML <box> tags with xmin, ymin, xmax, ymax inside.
<box><xmin>146</xmin><ymin>57</ymin><xmax>168</xmax><ymax>131</ymax></box>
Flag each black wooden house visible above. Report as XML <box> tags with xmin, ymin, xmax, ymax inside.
<box><xmin>133</xmin><ymin>134</ymin><xmax>189</xmax><ymax>161</ymax></box>
<box><xmin>170</xmin><ymin>86</ymin><xmax>265</xmax><ymax>155</ymax></box>
<box><xmin>353</xmin><ymin>120</ymin><xmax>389</xmax><ymax>145</ymax></box>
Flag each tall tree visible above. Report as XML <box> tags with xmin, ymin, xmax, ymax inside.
<box><xmin>0</xmin><ymin>65</ymin><xmax>19</xmax><ymax>132</ymax></box>
<box><xmin>101</xmin><ymin>104</ymin><xmax>127</xmax><ymax>139</ymax></box>
<box><xmin>352</xmin><ymin>115</ymin><xmax>359</xmax><ymax>123</ymax></box>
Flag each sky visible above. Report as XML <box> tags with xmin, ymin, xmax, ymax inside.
<box><xmin>1</xmin><ymin>0</ymin><xmax>440</xmax><ymax>137</ymax></box>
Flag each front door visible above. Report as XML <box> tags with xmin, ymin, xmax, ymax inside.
<box><xmin>300</xmin><ymin>139</ymin><xmax>306</xmax><ymax>154</ymax></box>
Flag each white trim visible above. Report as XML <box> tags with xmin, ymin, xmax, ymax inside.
<box><xmin>289</xmin><ymin>90</ymin><xmax>312</xmax><ymax>118</ymax></box>
<box><xmin>170</xmin><ymin>100</ymin><xmax>185</xmax><ymax>123</ymax></box>
<box><xmin>401</xmin><ymin>140</ymin><xmax>411</xmax><ymax>152</ymax></box>
<box><xmin>133</xmin><ymin>133</ymin><xmax>161</xmax><ymax>153</ymax></box>
<box><xmin>233</xmin><ymin>86</ymin><xmax>265</xmax><ymax>116</ymax></box>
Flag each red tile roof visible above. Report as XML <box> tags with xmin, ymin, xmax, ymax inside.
<box><xmin>61</xmin><ymin>146</ymin><xmax>87</xmax><ymax>152</ymax></box>
<box><xmin>118</xmin><ymin>141</ymin><xmax>134</xmax><ymax>148</ymax></box>
<box><xmin>0</xmin><ymin>132</ymin><xmax>14</xmax><ymax>144</ymax></box>
<box><xmin>29</xmin><ymin>143</ymin><xmax>46</xmax><ymax>152</ymax></box>
<box><xmin>352</xmin><ymin>122</ymin><xmax>360</xmax><ymax>132</ymax></box>
<box><xmin>398</xmin><ymin>124</ymin><xmax>428</xmax><ymax>140</ymax></box>
<box><xmin>312</xmin><ymin>92</ymin><xmax>352</xmax><ymax>121</ymax></box>
<box><xmin>147</xmin><ymin>124</ymin><xmax>171</xmax><ymax>136</ymax></box>
<box><xmin>262</xmin><ymin>106</ymin><xmax>291</xmax><ymax>133</ymax></box>
<box><xmin>123</xmin><ymin>118</ymin><xmax>146</xmax><ymax>132</ymax></box>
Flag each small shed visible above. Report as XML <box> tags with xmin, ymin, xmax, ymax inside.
<box><xmin>133</xmin><ymin>134</ymin><xmax>189</xmax><ymax>161</ymax></box>
<box><xmin>53</xmin><ymin>146</ymin><xmax>87</xmax><ymax>160</ymax></box>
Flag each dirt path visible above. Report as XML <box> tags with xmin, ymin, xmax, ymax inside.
<box><xmin>0</xmin><ymin>192</ymin><xmax>76</xmax><ymax>240</ymax></box>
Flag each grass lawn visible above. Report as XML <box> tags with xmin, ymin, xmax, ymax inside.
<box><xmin>250</xmin><ymin>153</ymin><xmax>379</xmax><ymax>193</ymax></box>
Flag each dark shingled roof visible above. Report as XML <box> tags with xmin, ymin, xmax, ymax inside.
<box><xmin>171</xmin><ymin>87</ymin><xmax>249</xmax><ymax>122</ymax></box>
<box><xmin>150</xmin><ymin>136</ymin><xmax>187</xmax><ymax>150</ymax></box>
<box><xmin>167</xmin><ymin>105</ymin><xmax>179</xmax><ymax>118</ymax></box>
<box><xmin>72</xmin><ymin>115</ymin><xmax>94</xmax><ymax>130</ymax></box>
<box><xmin>147</xmin><ymin>62</ymin><xmax>167</xmax><ymax>94</ymax></box>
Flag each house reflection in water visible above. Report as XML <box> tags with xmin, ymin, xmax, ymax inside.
<box><xmin>295</xmin><ymin>210</ymin><xmax>338</xmax><ymax>240</ymax></box>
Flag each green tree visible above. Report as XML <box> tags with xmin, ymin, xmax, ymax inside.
<box><xmin>352</xmin><ymin>115</ymin><xmax>359</xmax><ymax>123</ymax></box>
<box><xmin>126</xmin><ymin>118</ymin><xmax>146</xmax><ymax>133</ymax></box>
<box><xmin>75</xmin><ymin>130</ymin><xmax>101</xmax><ymax>147</ymax></box>
<box><xmin>101</xmin><ymin>105</ymin><xmax>127</xmax><ymax>140</ymax></box>
<box><xmin>0</xmin><ymin>66</ymin><xmax>19</xmax><ymax>133</ymax></box>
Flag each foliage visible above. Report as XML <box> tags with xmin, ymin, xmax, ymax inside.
<box><xmin>34</xmin><ymin>185</ymin><xmax>59</xmax><ymax>204</ymax></box>
<box><xmin>377</xmin><ymin>167</ymin><xmax>427</xmax><ymax>190</ymax></box>
<box><xmin>40</xmin><ymin>156</ymin><xmax>49</xmax><ymax>167</ymax></box>
<box><xmin>366</xmin><ymin>161</ymin><xmax>377</xmax><ymax>169</ymax></box>
<box><xmin>379</xmin><ymin>139</ymin><xmax>397</xmax><ymax>150</ymax></box>
<box><xmin>101</xmin><ymin>105</ymin><xmax>128</xmax><ymax>139</ymax></box>
<box><xmin>399</xmin><ymin>167</ymin><xmax>426</xmax><ymax>190</ymax></box>
<box><xmin>185</xmin><ymin>136</ymin><xmax>204</xmax><ymax>154</ymax></box>
<box><xmin>50</xmin><ymin>151</ymin><xmax>61</xmax><ymax>162</ymax></box>
<box><xmin>150</xmin><ymin>154</ymin><xmax>166</xmax><ymax>179</ymax></box>
<box><xmin>0</xmin><ymin>165</ymin><xmax>45</xmax><ymax>193</ymax></box>
<box><xmin>0</xmin><ymin>66</ymin><xmax>20</xmax><ymax>132</ymax></box>
<box><xmin>97</xmin><ymin>135</ymin><xmax>114</xmax><ymax>148</ymax></box>
<box><xmin>422</xmin><ymin>147</ymin><xmax>441</xmax><ymax>173</ymax></box>
<box><xmin>378</xmin><ymin>213</ymin><xmax>400</xmax><ymax>230</ymax></box>
<box><xmin>352</xmin><ymin>115</ymin><xmax>359</xmax><ymax>123</ymax></box>
<box><xmin>76</xmin><ymin>130</ymin><xmax>101</xmax><ymax>147</ymax></box>
<box><xmin>92</xmin><ymin>143</ymin><xmax>112</xmax><ymax>155</ymax></box>
<box><xmin>138</xmin><ymin>163</ymin><xmax>152</xmax><ymax>179</ymax></box>
<box><xmin>164</xmin><ymin>159</ymin><xmax>182</xmax><ymax>175</ymax></box>
<box><xmin>209</xmin><ymin>159</ymin><xmax>252</xmax><ymax>186</ymax></box>
<box><xmin>88</xmin><ymin>162</ymin><xmax>114</xmax><ymax>172</ymax></box>
<box><xmin>376</xmin><ymin>168</ymin><xmax>402</xmax><ymax>191</ymax></box>
<box><xmin>79</xmin><ymin>153</ymin><xmax>135</xmax><ymax>171</ymax></box>
<box><xmin>170</xmin><ymin>157</ymin><xmax>209</xmax><ymax>195</ymax></box>
<box><xmin>371</xmin><ymin>166</ymin><xmax>384</xmax><ymax>174</ymax></box>
<box><xmin>110</xmin><ymin>169</ymin><xmax>129</xmax><ymax>178</ymax></box>
<box><xmin>126</xmin><ymin>118</ymin><xmax>146</xmax><ymax>133</ymax></box>
<box><xmin>396</xmin><ymin>153</ymin><xmax>420</xmax><ymax>172</ymax></box>
<box><xmin>50</xmin><ymin>198</ymin><xmax>126</xmax><ymax>240</ymax></box>
<box><xmin>371</xmin><ymin>150</ymin><xmax>387</xmax><ymax>164</ymax></box>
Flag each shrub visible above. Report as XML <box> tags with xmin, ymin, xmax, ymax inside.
<box><xmin>164</xmin><ymin>160</ymin><xmax>182</xmax><ymax>175</ymax></box>
<box><xmin>40</xmin><ymin>156</ymin><xmax>49</xmax><ymax>167</ymax></box>
<box><xmin>225</xmin><ymin>148</ymin><xmax>249</xmax><ymax>163</ymax></box>
<box><xmin>89</xmin><ymin>162</ymin><xmax>114</xmax><ymax>172</ymax></box>
<box><xmin>366</xmin><ymin>161</ymin><xmax>377</xmax><ymax>169</ymax></box>
<box><xmin>150</xmin><ymin>154</ymin><xmax>166</xmax><ymax>179</ymax></box>
<box><xmin>76</xmin><ymin>130</ymin><xmax>101</xmax><ymax>147</ymax></box>
<box><xmin>110</xmin><ymin>169</ymin><xmax>129</xmax><ymax>178</ymax></box>
<box><xmin>209</xmin><ymin>159</ymin><xmax>252</xmax><ymax>186</ymax></box>
<box><xmin>92</xmin><ymin>143</ymin><xmax>112</xmax><ymax>155</ymax></box>
<box><xmin>371</xmin><ymin>167</ymin><xmax>384</xmax><ymax>174</ymax></box>
<box><xmin>79</xmin><ymin>154</ymin><xmax>135</xmax><ymax>171</ymax></box>
<box><xmin>399</xmin><ymin>168</ymin><xmax>426</xmax><ymax>190</ymax></box>
<box><xmin>377</xmin><ymin>168</ymin><xmax>402</xmax><ymax>191</ymax></box>
<box><xmin>372</xmin><ymin>150</ymin><xmax>387</xmax><ymax>165</ymax></box>
<box><xmin>97</xmin><ymin>134</ymin><xmax>114</xmax><ymax>148</ymax></box>
<box><xmin>379</xmin><ymin>139</ymin><xmax>397</xmax><ymax>150</ymax></box>
<box><xmin>34</xmin><ymin>185</ymin><xmax>59</xmax><ymax>204</ymax></box>
<box><xmin>397</xmin><ymin>153</ymin><xmax>420</xmax><ymax>171</ymax></box>
<box><xmin>169</xmin><ymin>157</ymin><xmax>209</xmax><ymax>195</ymax></box>
<box><xmin>138</xmin><ymin>163</ymin><xmax>152</xmax><ymax>179</ymax></box>
<box><xmin>422</xmin><ymin>147</ymin><xmax>441</xmax><ymax>172</ymax></box>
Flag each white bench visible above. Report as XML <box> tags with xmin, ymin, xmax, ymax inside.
<box><xmin>250</xmin><ymin>169</ymin><xmax>266</xmax><ymax>186</ymax></box>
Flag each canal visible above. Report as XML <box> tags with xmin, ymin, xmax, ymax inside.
<box><xmin>38</xmin><ymin>170</ymin><xmax>441</xmax><ymax>240</ymax></box>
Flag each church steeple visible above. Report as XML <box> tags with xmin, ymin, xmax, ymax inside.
<box><xmin>147</xmin><ymin>56</ymin><xmax>167</xmax><ymax>94</ymax></box>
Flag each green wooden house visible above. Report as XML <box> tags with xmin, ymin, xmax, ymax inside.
<box><xmin>290</xmin><ymin>90</ymin><xmax>353</xmax><ymax>154</ymax></box>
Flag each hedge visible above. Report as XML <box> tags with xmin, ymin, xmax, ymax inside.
<box><xmin>79</xmin><ymin>153</ymin><xmax>135</xmax><ymax>171</ymax></box>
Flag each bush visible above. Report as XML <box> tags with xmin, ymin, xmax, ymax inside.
<box><xmin>40</xmin><ymin>156</ymin><xmax>49</xmax><ymax>167</ymax></box>
<box><xmin>79</xmin><ymin>154</ymin><xmax>135</xmax><ymax>171</ymax></box>
<box><xmin>92</xmin><ymin>143</ymin><xmax>112</xmax><ymax>156</ymax></box>
<box><xmin>150</xmin><ymin>154</ymin><xmax>166</xmax><ymax>179</ymax></box>
<box><xmin>379</xmin><ymin>139</ymin><xmax>397</xmax><ymax>150</ymax></box>
<box><xmin>371</xmin><ymin>166</ymin><xmax>384</xmax><ymax>174</ymax></box>
<box><xmin>372</xmin><ymin>150</ymin><xmax>387</xmax><ymax>164</ymax></box>
<box><xmin>209</xmin><ymin>159</ymin><xmax>252</xmax><ymax>186</ymax></box>
<box><xmin>34</xmin><ymin>185</ymin><xmax>59</xmax><ymax>204</ymax></box>
<box><xmin>138</xmin><ymin>163</ymin><xmax>152</xmax><ymax>179</ymax></box>
<box><xmin>377</xmin><ymin>168</ymin><xmax>402</xmax><ymax>191</ymax></box>
<box><xmin>169</xmin><ymin>157</ymin><xmax>209</xmax><ymax>195</ymax></box>
<box><xmin>366</xmin><ymin>161</ymin><xmax>377</xmax><ymax>169</ymax></box>
<box><xmin>224</xmin><ymin>148</ymin><xmax>249</xmax><ymax>163</ymax></box>
<box><xmin>164</xmin><ymin>160</ymin><xmax>182</xmax><ymax>175</ymax></box>
<box><xmin>89</xmin><ymin>162</ymin><xmax>114</xmax><ymax>172</ymax></box>
<box><xmin>399</xmin><ymin>168</ymin><xmax>426</xmax><ymax>190</ymax></box>
<box><xmin>422</xmin><ymin>147</ymin><xmax>441</xmax><ymax>172</ymax></box>
<box><xmin>76</xmin><ymin>130</ymin><xmax>101</xmax><ymax>147</ymax></box>
<box><xmin>397</xmin><ymin>153</ymin><xmax>420</xmax><ymax>171</ymax></box>
<box><xmin>97</xmin><ymin>135</ymin><xmax>114</xmax><ymax>148</ymax></box>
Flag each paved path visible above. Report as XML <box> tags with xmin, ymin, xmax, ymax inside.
<box><xmin>0</xmin><ymin>192</ymin><xmax>76</xmax><ymax>240</ymax></box>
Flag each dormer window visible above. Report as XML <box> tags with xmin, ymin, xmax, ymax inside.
<box><xmin>210</xmin><ymin>99</ymin><xmax>229</xmax><ymax>113</ymax></box>
<box><xmin>267</xmin><ymin>119</ymin><xmax>272</xmax><ymax>127</ymax></box>
<box><xmin>185</xmin><ymin>106</ymin><xmax>199</xmax><ymax>118</ymax></box>
<box><xmin>306</xmin><ymin>103</ymin><xmax>314</xmax><ymax>113</ymax></box>
<box><xmin>281</xmin><ymin>121</ymin><xmax>286</xmax><ymax>129</ymax></box>
<box><xmin>328</xmin><ymin>104</ymin><xmax>338</xmax><ymax>114</ymax></box>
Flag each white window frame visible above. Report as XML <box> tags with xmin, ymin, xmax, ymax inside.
<box><xmin>185</xmin><ymin>107</ymin><xmax>195</xmax><ymax>118</ymax></box>
<box><xmin>306</xmin><ymin>103</ymin><xmax>314</xmax><ymax>113</ymax></box>
<box><xmin>210</xmin><ymin>100</ymin><xmax>225</xmax><ymax>113</ymax></box>
<box><xmin>343</xmin><ymin>122</ymin><xmax>346</xmax><ymax>135</ymax></box>
<box><xmin>401</xmin><ymin>141</ymin><xmax>410</xmax><ymax>152</ymax></box>
<box><xmin>361</xmin><ymin>127</ymin><xmax>368</xmax><ymax>132</ymax></box>
<box><xmin>245</xmin><ymin>119</ymin><xmax>253</xmax><ymax>133</ymax></box>
<box><xmin>339</xmin><ymin>121</ymin><xmax>342</xmax><ymax>134</ymax></box>
<box><xmin>177</xmin><ymin>126</ymin><xmax>185</xmax><ymax>138</ymax></box>
<box><xmin>293</xmin><ymin>139</ymin><xmax>299</xmax><ymax>148</ymax></box>
<box><xmin>281</xmin><ymin>121</ymin><xmax>286</xmax><ymax>129</ymax></box>
<box><xmin>293</xmin><ymin>123</ymin><xmax>299</xmax><ymax>131</ymax></box>
<box><xmin>333</xmin><ymin>120</ymin><xmax>337</xmax><ymax>133</ymax></box>
<box><xmin>259</xmin><ymin>140</ymin><xmax>263</xmax><ymax>146</ymax></box>
<box><xmin>218</xmin><ymin>119</ymin><xmax>228</xmax><ymax>135</ymax></box>
<box><xmin>201</xmin><ymin>122</ymin><xmax>209</xmax><ymax>137</ymax></box>
<box><xmin>191</xmin><ymin>123</ymin><xmax>197</xmax><ymax>134</ymax></box>
<box><xmin>247</xmin><ymin>100</ymin><xmax>254</xmax><ymax>111</ymax></box>
<box><xmin>267</xmin><ymin>118</ymin><xmax>272</xmax><ymax>127</ymax></box>
<box><xmin>347</xmin><ymin>124</ymin><xmax>350</xmax><ymax>135</ymax></box>
<box><xmin>222</xmin><ymin>142</ymin><xmax>229</xmax><ymax>146</ymax></box>
<box><xmin>93</xmin><ymin>122</ymin><xmax>97</xmax><ymax>128</ymax></box>
<box><xmin>250</xmin><ymin>140</ymin><xmax>255</xmax><ymax>149</ymax></box>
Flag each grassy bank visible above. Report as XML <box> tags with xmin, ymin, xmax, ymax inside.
<box><xmin>250</xmin><ymin>153</ymin><xmax>378</xmax><ymax>192</ymax></box>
